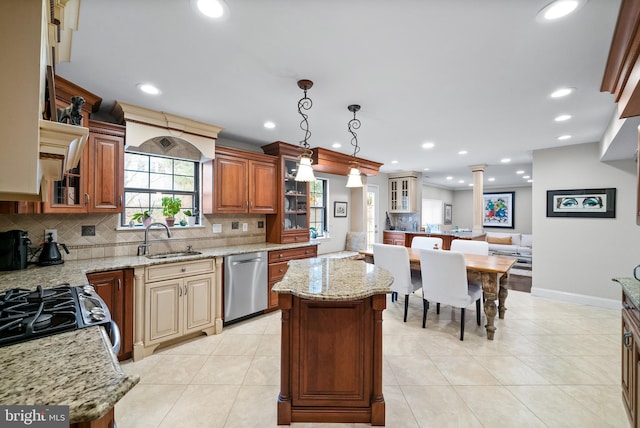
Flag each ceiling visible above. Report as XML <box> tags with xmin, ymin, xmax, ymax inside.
<box><xmin>56</xmin><ymin>0</ymin><xmax>629</xmax><ymax>190</ymax></box>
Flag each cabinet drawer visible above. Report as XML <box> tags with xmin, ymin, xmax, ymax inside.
<box><xmin>269</xmin><ymin>261</ymin><xmax>289</xmax><ymax>282</ymax></box>
<box><xmin>269</xmin><ymin>246</ymin><xmax>317</xmax><ymax>263</ymax></box>
<box><xmin>146</xmin><ymin>259</ymin><xmax>215</xmax><ymax>282</ymax></box>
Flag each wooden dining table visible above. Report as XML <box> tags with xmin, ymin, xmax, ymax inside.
<box><xmin>359</xmin><ymin>248</ymin><xmax>517</xmax><ymax>340</ymax></box>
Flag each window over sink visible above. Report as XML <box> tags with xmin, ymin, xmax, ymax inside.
<box><xmin>121</xmin><ymin>152</ymin><xmax>199</xmax><ymax>227</ymax></box>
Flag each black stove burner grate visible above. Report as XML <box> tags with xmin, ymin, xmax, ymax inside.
<box><xmin>0</xmin><ymin>284</ymin><xmax>79</xmax><ymax>346</ymax></box>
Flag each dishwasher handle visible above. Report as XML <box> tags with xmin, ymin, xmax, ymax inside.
<box><xmin>231</xmin><ymin>258</ymin><xmax>263</xmax><ymax>265</ymax></box>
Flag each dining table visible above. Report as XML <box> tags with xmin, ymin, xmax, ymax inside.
<box><xmin>359</xmin><ymin>247</ymin><xmax>517</xmax><ymax>340</ymax></box>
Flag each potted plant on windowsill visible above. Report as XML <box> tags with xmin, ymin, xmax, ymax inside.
<box><xmin>161</xmin><ymin>197</ymin><xmax>181</xmax><ymax>227</ymax></box>
<box><xmin>131</xmin><ymin>210</ymin><xmax>152</xmax><ymax>227</ymax></box>
<box><xmin>184</xmin><ymin>210</ymin><xmax>197</xmax><ymax>227</ymax></box>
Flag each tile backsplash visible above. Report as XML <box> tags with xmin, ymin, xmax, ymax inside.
<box><xmin>0</xmin><ymin>213</ymin><xmax>266</xmax><ymax>262</ymax></box>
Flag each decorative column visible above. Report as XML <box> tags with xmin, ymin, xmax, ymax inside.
<box><xmin>469</xmin><ymin>164</ymin><xmax>486</xmax><ymax>234</ymax></box>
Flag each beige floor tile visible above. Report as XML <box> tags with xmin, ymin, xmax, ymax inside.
<box><xmin>212</xmin><ymin>334</ymin><xmax>262</xmax><ymax>356</ymax></box>
<box><xmin>516</xmin><ymin>354</ymin><xmax>609</xmax><ymax>385</ymax></box>
<box><xmin>402</xmin><ymin>385</ymin><xmax>483</xmax><ymax>427</ymax></box>
<box><xmin>473</xmin><ymin>355</ymin><xmax>549</xmax><ymax>385</ymax></box>
<box><xmin>374</xmin><ymin>385</ymin><xmax>419</xmax><ymax>428</ymax></box>
<box><xmin>557</xmin><ymin>385</ymin><xmax>629</xmax><ymax>428</ymax></box>
<box><xmin>158</xmin><ymin>384</ymin><xmax>239</xmax><ymax>428</ymax></box>
<box><xmin>138</xmin><ymin>354</ymin><xmax>208</xmax><ymax>384</ymax></box>
<box><xmin>455</xmin><ymin>385</ymin><xmax>546</xmax><ymax>427</ymax></box>
<box><xmin>224</xmin><ymin>316</ymin><xmax>269</xmax><ymax>335</ymax></box>
<box><xmin>417</xmin><ymin>332</ymin><xmax>474</xmax><ymax>356</ymax></box>
<box><xmin>115</xmin><ymin>383</ymin><xmax>186</xmax><ymax>428</ymax></box>
<box><xmin>192</xmin><ymin>355</ymin><xmax>252</xmax><ymax>384</ymax></box>
<box><xmin>256</xmin><ymin>334</ymin><xmax>281</xmax><ymax>356</ymax></box>
<box><xmin>223</xmin><ymin>385</ymin><xmax>280</xmax><ymax>428</ymax></box>
<box><xmin>244</xmin><ymin>355</ymin><xmax>280</xmax><ymax>385</ymax></box>
<box><xmin>430</xmin><ymin>355</ymin><xmax>501</xmax><ymax>385</ymax></box>
<box><xmin>506</xmin><ymin>385</ymin><xmax>618</xmax><ymax>428</ymax></box>
<box><xmin>383</xmin><ymin>358</ymin><xmax>399</xmax><ymax>386</ymax></box>
<box><xmin>387</xmin><ymin>355</ymin><xmax>449</xmax><ymax>385</ymax></box>
<box><xmin>158</xmin><ymin>332</ymin><xmax>224</xmax><ymax>356</ymax></box>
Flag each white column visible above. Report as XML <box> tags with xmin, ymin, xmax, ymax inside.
<box><xmin>469</xmin><ymin>164</ymin><xmax>486</xmax><ymax>234</ymax></box>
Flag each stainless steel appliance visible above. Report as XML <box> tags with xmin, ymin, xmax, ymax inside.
<box><xmin>0</xmin><ymin>283</ymin><xmax>119</xmax><ymax>353</ymax></box>
<box><xmin>224</xmin><ymin>251</ymin><xmax>268</xmax><ymax>324</ymax></box>
<box><xmin>0</xmin><ymin>230</ymin><xmax>31</xmax><ymax>271</ymax></box>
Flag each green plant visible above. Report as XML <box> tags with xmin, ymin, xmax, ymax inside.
<box><xmin>184</xmin><ymin>209</ymin><xmax>192</xmax><ymax>216</ymax></box>
<box><xmin>161</xmin><ymin>197</ymin><xmax>182</xmax><ymax>218</ymax></box>
<box><xmin>131</xmin><ymin>210</ymin><xmax>150</xmax><ymax>223</ymax></box>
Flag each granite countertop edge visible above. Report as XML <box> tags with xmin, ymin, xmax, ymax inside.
<box><xmin>614</xmin><ymin>276</ymin><xmax>640</xmax><ymax>308</ymax></box>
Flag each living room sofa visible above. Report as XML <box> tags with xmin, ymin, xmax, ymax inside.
<box><xmin>485</xmin><ymin>232</ymin><xmax>532</xmax><ymax>264</ymax></box>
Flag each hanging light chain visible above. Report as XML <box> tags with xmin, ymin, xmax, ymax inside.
<box><xmin>347</xmin><ymin>104</ymin><xmax>361</xmax><ymax>157</ymax></box>
<box><xmin>297</xmin><ymin>80</ymin><xmax>313</xmax><ymax>149</ymax></box>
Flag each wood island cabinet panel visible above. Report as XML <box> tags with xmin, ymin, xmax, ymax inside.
<box><xmin>621</xmin><ymin>291</ymin><xmax>640</xmax><ymax>427</ymax></box>
<box><xmin>382</xmin><ymin>231</ymin><xmax>405</xmax><ymax>246</ymax></box>
<box><xmin>86</xmin><ymin>269</ymin><xmax>134</xmax><ymax>361</ymax></box>
<box><xmin>267</xmin><ymin>245</ymin><xmax>317</xmax><ymax>311</ymax></box>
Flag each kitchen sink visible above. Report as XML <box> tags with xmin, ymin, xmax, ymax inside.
<box><xmin>146</xmin><ymin>251</ymin><xmax>202</xmax><ymax>259</ymax></box>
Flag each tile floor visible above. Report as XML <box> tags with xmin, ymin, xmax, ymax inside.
<box><xmin>117</xmin><ymin>290</ymin><xmax>627</xmax><ymax>427</ymax></box>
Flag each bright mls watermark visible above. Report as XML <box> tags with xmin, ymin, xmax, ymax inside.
<box><xmin>1</xmin><ymin>406</ymin><xmax>69</xmax><ymax>427</ymax></box>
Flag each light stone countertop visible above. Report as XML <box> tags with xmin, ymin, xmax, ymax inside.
<box><xmin>0</xmin><ymin>327</ymin><xmax>139</xmax><ymax>423</ymax></box>
<box><xmin>272</xmin><ymin>258</ymin><xmax>393</xmax><ymax>301</ymax></box>
<box><xmin>0</xmin><ymin>240</ymin><xmax>317</xmax><ymax>423</ymax></box>
<box><xmin>614</xmin><ymin>277</ymin><xmax>640</xmax><ymax>307</ymax></box>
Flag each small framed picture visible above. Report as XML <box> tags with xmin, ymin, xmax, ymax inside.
<box><xmin>546</xmin><ymin>188</ymin><xmax>616</xmax><ymax>218</ymax></box>
<box><xmin>444</xmin><ymin>203</ymin><xmax>452</xmax><ymax>225</ymax></box>
<box><xmin>334</xmin><ymin>201</ymin><xmax>347</xmax><ymax>217</ymax></box>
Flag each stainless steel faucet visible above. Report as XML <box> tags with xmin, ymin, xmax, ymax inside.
<box><xmin>137</xmin><ymin>222</ymin><xmax>172</xmax><ymax>256</ymax></box>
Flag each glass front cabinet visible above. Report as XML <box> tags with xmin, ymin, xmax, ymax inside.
<box><xmin>388</xmin><ymin>172</ymin><xmax>418</xmax><ymax>213</ymax></box>
<box><xmin>262</xmin><ymin>141</ymin><xmax>310</xmax><ymax>244</ymax></box>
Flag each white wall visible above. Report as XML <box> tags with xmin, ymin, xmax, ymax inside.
<box><xmin>532</xmin><ymin>142</ymin><xmax>640</xmax><ymax>308</ymax></box>
<box><xmin>452</xmin><ymin>187</ymin><xmax>532</xmax><ymax>234</ymax></box>
<box><xmin>368</xmin><ymin>173</ymin><xmax>389</xmax><ymax>244</ymax></box>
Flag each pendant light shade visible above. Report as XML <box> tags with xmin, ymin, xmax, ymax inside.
<box><xmin>345</xmin><ymin>104</ymin><xmax>364</xmax><ymax>188</ymax></box>
<box><xmin>294</xmin><ymin>79</ymin><xmax>316</xmax><ymax>182</ymax></box>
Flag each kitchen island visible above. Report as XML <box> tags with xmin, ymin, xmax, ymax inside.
<box><xmin>383</xmin><ymin>230</ymin><xmax>486</xmax><ymax>249</ymax></box>
<box><xmin>272</xmin><ymin>258</ymin><xmax>393</xmax><ymax>426</ymax></box>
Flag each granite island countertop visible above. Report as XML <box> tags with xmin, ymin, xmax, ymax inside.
<box><xmin>0</xmin><ymin>327</ymin><xmax>139</xmax><ymax>423</ymax></box>
<box><xmin>0</xmin><ymin>240</ymin><xmax>317</xmax><ymax>423</ymax></box>
<box><xmin>272</xmin><ymin>258</ymin><xmax>393</xmax><ymax>300</ymax></box>
<box><xmin>613</xmin><ymin>277</ymin><xmax>640</xmax><ymax>307</ymax></box>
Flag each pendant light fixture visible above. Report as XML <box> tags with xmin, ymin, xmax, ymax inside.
<box><xmin>294</xmin><ymin>79</ymin><xmax>316</xmax><ymax>182</ymax></box>
<box><xmin>345</xmin><ymin>104</ymin><xmax>364</xmax><ymax>188</ymax></box>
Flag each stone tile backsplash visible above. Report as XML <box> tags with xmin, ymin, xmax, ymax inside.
<box><xmin>0</xmin><ymin>213</ymin><xmax>267</xmax><ymax>262</ymax></box>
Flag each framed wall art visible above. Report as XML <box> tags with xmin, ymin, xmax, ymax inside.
<box><xmin>334</xmin><ymin>201</ymin><xmax>347</xmax><ymax>218</ymax></box>
<box><xmin>546</xmin><ymin>188</ymin><xmax>616</xmax><ymax>218</ymax></box>
<box><xmin>444</xmin><ymin>203</ymin><xmax>452</xmax><ymax>225</ymax></box>
<box><xmin>483</xmin><ymin>192</ymin><xmax>514</xmax><ymax>228</ymax></box>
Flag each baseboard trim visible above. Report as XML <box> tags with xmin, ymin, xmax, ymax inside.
<box><xmin>530</xmin><ymin>287</ymin><xmax>620</xmax><ymax>310</ymax></box>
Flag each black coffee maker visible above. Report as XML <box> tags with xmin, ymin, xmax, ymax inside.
<box><xmin>0</xmin><ymin>230</ymin><xmax>30</xmax><ymax>271</ymax></box>
<box><xmin>38</xmin><ymin>233</ymin><xmax>69</xmax><ymax>266</ymax></box>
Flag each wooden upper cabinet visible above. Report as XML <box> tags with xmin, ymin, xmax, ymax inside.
<box><xmin>43</xmin><ymin>120</ymin><xmax>124</xmax><ymax>213</ymax></box>
<box><xmin>202</xmin><ymin>146</ymin><xmax>277</xmax><ymax>214</ymax></box>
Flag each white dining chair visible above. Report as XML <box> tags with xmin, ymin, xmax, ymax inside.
<box><xmin>373</xmin><ymin>243</ymin><xmax>421</xmax><ymax>322</ymax></box>
<box><xmin>419</xmin><ymin>248</ymin><xmax>482</xmax><ymax>340</ymax></box>
<box><xmin>411</xmin><ymin>236</ymin><xmax>443</xmax><ymax>250</ymax></box>
<box><xmin>450</xmin><ymin>239</ymin><xmax>489</xmax><ymax>255</ymax></box>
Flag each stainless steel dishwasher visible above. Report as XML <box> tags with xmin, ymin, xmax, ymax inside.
<box><xmin>224</xmin><ymin>251</ymin><xmax>268</xmax><ymax>323</ymax></box>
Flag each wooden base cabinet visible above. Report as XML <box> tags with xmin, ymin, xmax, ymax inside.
<box><xmin>278</xmin><ymin>293</ymin><xmax>386</xmax><ymax>425</ymax></box>
<box><xmin>622</xmin><ymin>291</ymin><xmax>640</xmax><ymax>427</ymax></box>
<box><xmin>267</xmin><ymin>245</ymin><xmax>317</xmax><ymax>311</ymax></box>
<box><xmin>382</xmin><ymin>231</ymin><xmax>405</xmax><ymax>246</ymax></box>
<box><xmin>136</xmin><ymin>259</ymin><xmax>218</xmax><ymax>359</ymax></box>
<box><xmin>86</xmin><ymin>269</ymin><xmax>134</xmax><ymax>361</ymax></box>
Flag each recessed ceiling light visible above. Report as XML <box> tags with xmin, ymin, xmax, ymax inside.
<box><xmin>458</xmin><ymin>180</ymin><xmax>464</xmax><ymax>184</ymax></box>
<box><xmin>446</xmin><ymin>176</ymin><xmax>453</xmax><ymax>180</ymax></box>
<box><xmin>263</xmin><ymin>121</ymin><xmax>276</xmax><ymax>129</ymax></box>
<box><xmin>554</xmin><ymin>114</ymin><xmax>572</xmax><ymax>122</ymax></box>
<box><xmin>488</xmin><ymin>177</ymin><xmax>496</xmax><ymax>182</ymax></box>
<box><xmin>137</xmin><ymin>83</ymin><xmax>160</xmax><ymax>95</ymax></box>
<box><xmin>468</xmin><ymin>183</ymin><xmax>474</xmax><ymax>187</ymax></box>
<box><xmin>332</xmin><ymin>142</ymin><xmax>342</xmax><ymax>148</ymax></box>
<box><xmin>523</xmin><ymin>175</ymin><xmax>531</xmax><ymax>179</ymax></box>
<box><xmin>527</xmin><ymin>179</ymin><xmax>533</xmax><ymax>183</ymax></box>
<box><xmin>193</xmin><ymin>0</ymin><xmax>229</xmax><ymax>19</ymax></box>
<box><xmin>516</xmin><ymin>170</ymin><xmax>525</xmax><ymax>174</ymax></box>
<box><xmin>422</xmin><ymin>142</ymin><xmax>435</xmax><ymax>149</ymax></box>
<box><xmin>557</xmin><ymin>135</ymin><xmax>572</xmax><ymax>140</ymax></box>
<box><xmin>458</xmin><ymin>150</ymin><xmax>468</xmax><ymax>155</ymax></box>
<box><xmin>550</xmin><ymin>87</ymin><xmax>574</xmax><ymax>98</ymax></box>
<box><xmin>500</xmin><ymin>158</ymin><xmax>511</xmax><ymax>163</ymax></box>
<box><xmin>391</xmin><ymin>160</ymin><xmax>398</xmax><ymax>164</ymax></box>
<box><xmin>537</xmin><ymin>0</ymin><xmax>584</xmax><ymax>21</ymax></box>
<box><xmin>423</xmin><ymin>167</ymin><xmax>430</xmax><ymax>171</ymax></box>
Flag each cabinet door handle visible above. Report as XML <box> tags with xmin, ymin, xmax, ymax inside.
<box><xmin>279</xmin><ymin>268</ymin><xmax>284</xmax><ymax>273</ymax></box>
<box><xmin>279</xmin><ymin>254</ymin><xmax>283</xmax><ymax>258</ymax></box>
<box><xmin>181</xmin><ymin>267</ymin><xmax>186</xmax><ymax>272</ymax></box>
<box><xmin>85</xmin><ymin>193</ymin><xmax>90</xmax><ymax>206</ymax></box>
<box><xmin>117</xmin><ymin>278</ymin><xmax>121</xmax><ymax>291</ymax></box>
<box><xmin>119</xmin><ymin>195</ymin><xmax>123</xmax><ymax>207</ymax></box>
<box><xmin>623</xmin><ymin>331</ymin><xmax>633</xmax><ymax>349</ymax></box>
<box><xmin>184</xmin><ymin>285</ymin><xmax>188</xmax><ymax>295</ymax></box>
<box><xmin>179</xmin><ymin>286</ymin><xmax>183</xmax><ymax>297</ymax></box>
